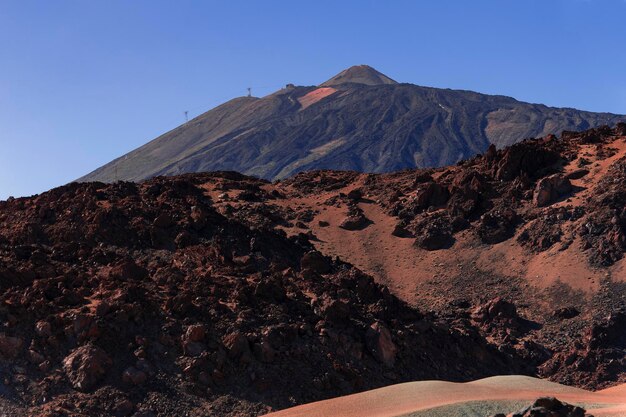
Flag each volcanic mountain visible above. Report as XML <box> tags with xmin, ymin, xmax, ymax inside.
<box><xmin>79</xmin><ymin>65</ymin><xmax>625</xmax><ymax>183</ymax></box>
<box><xmin>1</xmin><ymin>125</ymin><xmax>626</xmax><ymax>416</ymax></box>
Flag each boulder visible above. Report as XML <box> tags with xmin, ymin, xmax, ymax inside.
<box><xmin>223</xmin><ymin>332</ymin><xmax>251</xmax><ymax>359</ymax></box>
<box><xmin>415</xmin><ymin>181</ymin><xmax>449</xmax><ymax>208</ymax></box>
<box><xmin>391</xmin><ymin>223</ymin><xmax>413</xmax><ymax>238</ymax></box>
<box><xmin>471</xmin><ymin>297</ymin><xmax>518</xmax><ymax>323</ymax></box>
<box><xmin>413</xmin><ymin>172</ymin><xmax>434</xmax><ymax>185</ymax></box>
<box><xmin>264</xmin><ymin>324</ymin><xmax>298</xmax><ymax>349</ymax></box>
<box><xmin>315</xmin><ymin>297</ymin><xmax>350</xmax><ymax>322</ymax></box>
<box><xmin>253</xmin><ymin>340</ymin><xmax>276</xmax><ymax>363</ymax></box>
<box><xmin>495</xmin><ymin>144</ymin><xmax>560</xmax><ymax>181</ymax></box>
<box><xmin>35</xmin><ymin>321</ymin><xmax>52</xmax><ymax>337</ymax></box>
<box><xmin>0</xmin><ymin>333</ymin><xmax>23</xmax><ymax>358</ymax></box>
<box><xmin>553</xmin><ymin>307</ymin><xmax>580</xmax><ymax>320</ymax></box>
<box><xmin>175</xmin><ymin>230</ymin><xmax>196</xmax><ymax>248</ymax></box>
<box><xmin>414</xmin><ymin>217</ymin><xmax>453</xmax><ymax>250</ymax></box>
<box><xmin>587</xmin><ymin>310</ymin><xmax>626</xmax><ymax>350</ymax></box>
<box><xmin>366</xmin><ymin>322</ymin><xmax>397</xmax><ymax>367</ymax></box>
<box><xmin>484</xmin><ymin>143</ymin><xmax>497</xmax><ymax>160</ymax></box>
<box><xmin>301</xmin><ymin>251</ymin><xmax>331</xmax><ymax>274</ymax></box>
<box><xmin>414</xmin><ymin>229</ymin><xmax>453</xmax><ymax>250</ymax></box>
<box><xmin>565</xmin><ymin>169</ymin><xmax>589</xmax><ymax>180</ymax></box>
<box><xmin>122</xmin><ymin>366</ymin><xmax>147</xmax><ymax>385</ymax></box>
<box><xmin>185</xmin><ymin>324</ymin><xmax>207</xmax><ymax>343</ymax></box>
<box><xmin>478</xmin><ymin>209</ymin><xmax>518</xmax><ymax>244</ymax></box>
<box><xmin>190</xmin><ymin>206</ymin><xmax>208</xmax><ymax>230</ymax></box>
<box><xmin>62</xmin><ymin>345</ymin><xmax>112</xmax><ymax>392</ymax></box>
<box><xmin>533</xmin><ymin>174</ymin><xmax>572</xmax><ymax>207</ymax></box>
<box><xmin>508</xmin><ymin>397</ymin><xmax>591</xmax><ymax>417</ymax></box>
<box><xmin>108</xmin><ymin>260</ymin><xmax>149</xmax><ymax>281</ymax></box>
<box><xmin>339</xmin><ymin>214</ymin><xmax>369</xmax><ymax>230</ymax></box>
<box><xmin>254</xmin><ymin>279</ymin><xmax>287</xmax><ymax>302</ymax></box>
<box><xmin>152</xmin><ymin>213</ymin><xmax>173</xmax><ymax>229</ymax></box>
<box><xmin>346</xmin><ymin>188</ymin><xmax>363</xmax><ymax>201</ymax></box>
<box><xmin>614</xmin><ymin>122</ymin><xmax>626</xmax><ymax>136</ymax></box>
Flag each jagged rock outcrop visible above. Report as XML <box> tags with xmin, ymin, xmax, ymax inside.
<box><xmin>533</xmin><ymin>174</ymin><xmax>572</xmax><ymax>207</ymax></box>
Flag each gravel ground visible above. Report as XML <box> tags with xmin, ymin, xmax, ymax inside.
<box><xmin>402</xmin><ymin>400</ymin><xmax>625</xmax><ymax>417</ymax></box>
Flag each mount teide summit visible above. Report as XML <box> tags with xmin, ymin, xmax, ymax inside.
<box><xmin>80</xmin><ymin>65</ymin><xmax>625</xmax><ymax>183</ymax></box>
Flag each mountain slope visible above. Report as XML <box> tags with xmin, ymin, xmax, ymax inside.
<box><xmin>79</xmin><ymin>65</ymin><xmax>625</xmax><ymax>183</ymax></box>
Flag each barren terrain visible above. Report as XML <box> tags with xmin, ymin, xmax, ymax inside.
<box><xmin>1</xmin><ymin>125</ymin><xmax>626</xmax><ymax>415</ymax></box>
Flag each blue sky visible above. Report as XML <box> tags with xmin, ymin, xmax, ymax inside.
<box><xmin>1</xmin><ymin>0</ymin><xmax>626</xmax><ymax>199</ymax></box>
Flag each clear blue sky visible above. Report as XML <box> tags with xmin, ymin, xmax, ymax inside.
<box><xmin>2</xmin><ymin>0</ymin><xmax>626</xmax><ymax>199</ymax></box>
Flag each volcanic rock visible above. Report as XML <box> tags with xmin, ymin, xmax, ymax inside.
<box><xmin>478</xmin><ymin>209</ymin><xmax>518</xmax><ymax>244</ymax></box>
<box><xmin>495</xmin><ymin>143</ymin><xmax>560</xmax><ymax>181</ymax></box>
<box><xmin>62</xmin><ymin>345</ymin><xmax>112</xmax><ymax>392</ymax></box>
<box><xmin>533</xmin><ymin>174</ymin><xmax>572</xmax><ymax>207</ymax></box>
<box><xmin>391</xmin><ymin>223</ymin><xmax>413</xmax><ymax>238</ymax></box>
<box><xmin>347</xmin><ymin>188</ymin><xmax>363</xmax><ymax>201</ymax></box>
<box><xmin>301</xmin><ymin>251</ymin><xmax>331</xmax><ymax>274</ymax></box>
<box><xmin>415</xmin><ymin>181</ymin><xmax>449</xmax><ymax>208</ymax></box>
<box><xmin>185</xmin><ymin>324</ymin><xmax>207</xmax><ymax>343</ymax></box>
<box><xmin>553</xmin><ymin>307</ymin><xmax>580</xmax><ymax>320</ymax></box>
<box><xmin>0</xmin><ymin>333</ymin><xmax>23</xmax><ymax>358</ymax></box>
<box><xmin>366</xmin><ymin>322</ymin><xmax>397</xmax><ymax>367</ymax></box>
<box><xmin>472</xmin><ymin>298</ymin><xmax>518</xmax><ymax>322</ymax></box>
<box><xmin>339</xmin><ymin>213</ymin><xmax>369</xmax><ymax>230</ymax></box>
<box><xmin>35</xmin><ymin>321</ymin><xmax>52</xmax><ymax>337</ymax></box>
<box><xmin>122</xmin><ymin>366</ymin><xmax>147</xmax><ymax>386</ymax></box>
<box><xmin>223</xmin><ymin>332</ymin><xmax>251</xmax><ymax>359</ymax></box>
<box><xmin>315</xmin><ymin>297</ymin><xmax>350</xmax><ymax>322</ymax></box>
<box><xmin>253</xmin><ymin>340</ymin><xmax>276</xmax><ymax>363</ymax></box>
<box><xmin>414</xmin><ymin>216</ymin><xmax>454</xmax><ymax>250</ymax></box>
<box><xmin>506</xmin><ymin>397</ymin><xmax>592</xmax><ymax>417</ymax></box>
<box><xmin>565</xmin><ymin>169</ymin><xmax>589</xmax><ymax>180</ymax></box>
<box><xmin>108</xmin><ymin>260</ymin><xmax>149</xmax><ymax>281</ymax></box>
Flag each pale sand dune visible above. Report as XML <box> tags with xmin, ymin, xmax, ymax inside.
<box><xmin>600</xmin><ymin>383</ymin><xmax>626</xmax><ymax>395</ymax></box>
<box><xmin>265</xmin><ymin>376</ymin><xmax>626</xmax><ymax>417</ymax></box>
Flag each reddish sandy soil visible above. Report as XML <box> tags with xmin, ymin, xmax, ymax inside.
<box><xmin>273</xmin><ymin>138</ymin><xmax>626</xmax><ymax>301</ymax></box>
<box><xmin>259</xmin><ymin>156</ymin><xmax>620</xmax><ymax>311</ymax></box>
<box><xmin>265</xmin><ymin>376</ymin><xmax>626</xmax><ymax>417</ymax></box>
<box><xmin>297</xmin><ymin>87</ymin><xmax>337</xmax><ymax>110</ymax></box>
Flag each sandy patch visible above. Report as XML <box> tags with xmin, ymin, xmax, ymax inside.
<box><xmin>265</xmin><ymin>376</ymin><xmax>626</xmax><ymax>417</ymax></box>
<box><xmin>298</xmin><ymin>87</ymin><xmax>337</xmax><ymax>110</ymax></box>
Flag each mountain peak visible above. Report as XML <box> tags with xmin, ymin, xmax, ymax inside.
<box><xmin>320</xmin><ymin>65</ymin><xmax>398</xmax><ymax>87</ymax></box>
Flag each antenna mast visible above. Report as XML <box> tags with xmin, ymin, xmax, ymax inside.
<box><xmin>247</xmin><ymin>87</ymin><xmax>251</xmax><ymax>97</ymax></box>
<box><xmin>184</xmin><ymin>111</ymin><xmax>189</xmax><ymax>123</ymax></box>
